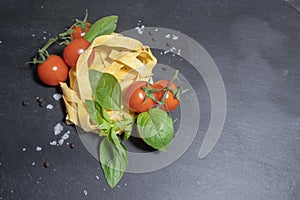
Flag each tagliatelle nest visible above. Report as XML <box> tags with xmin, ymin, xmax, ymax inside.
<box><xmin>60</xmin><ymin>33</ymin><xmax>157</xmax><ymax>133</ymax></box>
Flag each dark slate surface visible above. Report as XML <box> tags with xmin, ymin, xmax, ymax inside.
<box><xmin>1</xmin><ymin>0</ymin><xmax>300</xmax><ymax>199</ymax></box>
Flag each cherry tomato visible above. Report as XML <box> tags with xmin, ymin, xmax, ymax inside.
<box><xmin>71</xmin><ymin>22</ymin><xmax>91</xmax><ymax>39</ymax></box>
<box><xmin>63</xmin><ymin>38</ymin><xmax>90</xmax><ymax>68</ymax></box>
<box><xmin>124</xmin><ymin>81</ymin><xmax>155</xmax><ymax>113</ymax></box>
<box><xmin>155</xmin><ymin>80</ymin><xmax>179</xmax><ymax>111</ymax></box>
<box><xmin>37</xmin><ymin>55</ymin><xmax>68</xmax><ymax>86</ymax></box>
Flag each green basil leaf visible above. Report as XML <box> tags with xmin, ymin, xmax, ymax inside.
<box><xmin>89</xmin><ymin>70</ymin><xmax>121</xmax><ymax>111</ymax></box>
<box><xmin>100</xmin><ymin>130</ymin><xmax>128</xmax><ymax>188</ymax></box>
<box><xmin>137</xmin><ymin>108</ymin><xmax>174</xmax><ymax>150</ymax></box>
<box><xmin>84</xmin><ymin>15</ymin><xmax>118</xmax><ymax>42</ymax></box>
<box><xmin>85</xmin><ymin>100</ymin><xmax>111</xmax><ymax>131</ymax></box>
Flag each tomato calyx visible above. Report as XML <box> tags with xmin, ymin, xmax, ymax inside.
<box><xmin>71</xmin><ymin>9</ymin><xmax>90</xmax><ymax>37</ymax></box>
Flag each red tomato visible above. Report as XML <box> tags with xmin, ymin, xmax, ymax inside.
<box><xmin>37</xmin><ymin>55</ymin><xmax>68</xmax><ymax>86</ymax></box>
<box><xmin>71</xmin><ymin>22</ymin><xmax>91</xmax><ymax>39</ymax></box>
<box><xmin>152</xmin><ymin>83</ymin><xmax>164</xmax><ymax>102</ymax></box>
<box><xmin>124</xmin><ymin>81</ymin><xmax>156</xmax><ymax>113</ymax></box>
<box><xmin>63</xmin><ymin>38</ymin><xmax>90</xmax><ymax>68</ymax></box>
<box><xmin>155</xmin><ymin>80</ymin><xmax>179</xmax><ymax>111</ymax></box>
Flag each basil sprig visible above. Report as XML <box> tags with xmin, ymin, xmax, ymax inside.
<box><xmin>84</xmin><ymin>15</ymin><xmax>118</xmax><ymax>42</ymax></box>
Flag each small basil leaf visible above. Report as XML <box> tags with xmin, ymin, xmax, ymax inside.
<box><xmin>100</xmin><ymin>130</ymin><xmax>128</xmax><ymax>188</ymax></box>
<box><xmin>137</xmin><ymin>108</ymin><xmax>174</xmax><ymax>150</ymax></box>
<box><xmin>84</xmin><ymin>15</ymin><xmax>118</xmax><ymax>43</ymax></box>
<box><xmin>85</xmin><ymin>100</ymin><xmax>111</xmax><ymax>130</ymax></box>
<box><xmin>89</xmin><ymin>70</ymin><xmax>122</xmax><ymax>111</ymax></box>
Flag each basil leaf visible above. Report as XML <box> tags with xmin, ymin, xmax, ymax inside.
<box><xmin>137</xmin><ymin>108</ymin><xmax>174</xmax><ymax>150</ymax></box>
<box><xmin>100</xmin><ymin>130</ymin><xmax>128</xmax><ymax>188</ymax></box>
<box><xmin>89</xmin><ymin>70</ymin><xmax>121</xmax><ymax>111</ymax></box>
<box><xmin>84</xmin><ymin>15</ymin><xmax>118</xmax><ymax>42</ymax></box>
<box><xmin>85</xmin><ymin>100</ymin><xmax>111</xmax><ymax>132</ymax></box>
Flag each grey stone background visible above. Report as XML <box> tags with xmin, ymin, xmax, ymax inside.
<box><xmin>0</xmin><ymin>0</ymin><xmax>299</xmax><ymax>199</ymax></box>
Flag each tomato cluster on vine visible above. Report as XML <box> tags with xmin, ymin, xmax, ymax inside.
<box><xmin>29</xmin><ymin>12</ymin><xmax>91</xmax><ymax>86</ymax></box>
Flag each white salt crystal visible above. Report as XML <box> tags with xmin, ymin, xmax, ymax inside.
<box><xmin>58</xmin><ymin>139</ymin><xmax>64</xmax><ymax>146</ymax></box>
<box><xmin>52</xmin><ymin>93</ymin><xmax>62</xmax><ymax>101</ymax></box>
<box><xmin>172</xmin><ymin>34</ymin><xmax>179</xmax><ymax>40</ymax></box>
<box><xmin>96</xmin><ymin>175</ymin><xmax>100</xmax><ymax>180</ymax></box>
<box><xmin>154</xmin><ymin>28</ymin><xmax>158</xmax><ymax>31</ymax></box>
<box><xmin>22</xmin><ymin>148</ymin><xmax>26</xmax><ymax>151</ymax></box>
<box><xmin>49</xmin><ymin>141</ymin><xmax>57</xmax><ymax>146</ymax></box>
<box><xmin>134</xmin><ymin>25</ymin><xmax>145</xmax><ymax>35</ymax></box>
<box><xmin>54</xmin><ymin>123</ymin><xmax>63</xmax><ymax>135</ymax></box>
<box><xmin>32</xmin><ymin>34</ymin><xmax>35</xmax><ymax>37</ymax></box>
<box><xmin>83</xmin><ymin>190</ymin><xmax>88</xmax><ymax>196</ymax></box>
<box><xmin>103</xmin><ymin>188</ymin><xmax>106</xmax><ymax>191</ymax></box>
<box><xmin>46</xmin><ymin>104</ymin><xmax>53</xmax><ymax>110</ymax></box>
<box><xmin>165</xmin><ymin>34</ymin><xmax>171</xmax><ymax>38</ymax></box>
<box><xmin>32</xmin><ymin>162</ymin><xmax>35</xmax><ymax>166</ymax></box>
<box><xmin>43</xmin><ymin>36</ymin><xmax>46</xmax><ymax>40</ymax></box>
<box><xmin>0</xmin><ymin>41</ymin><xmax>2</xmax><ymax>44</ymax></box>
<box><xmin>36</xmin><ymin>146</ymin><xmax>42</xmax><ymax>151</ymax></box>
<box><xmin>124</xmin><ymin>182</ymin><xmax>127</xmax><ymax>186</ymax></box>
<box><xmin>61</xmin><ymin>133</ymin><xmax>69</xmax><ymax>140</ymax></box>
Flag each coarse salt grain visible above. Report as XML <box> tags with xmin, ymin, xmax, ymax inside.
<box><xmin>0</xmin><ymin>41</ymin><xmax>2</xmax><ymax>44</ymax></box>
<box><xmin>36</xmin><ymin>146</ymin><xmax>42</xmax><ymax>151</ymax></box>
<box><xmin>165</xmin><ymin>34</ymin><xmax>171</xmax><ymax>38</ymax></box>
<box><xmin>43</xmin><ymin>36</ymin><xmax>46</xmax><ymax>40</ymax></box>
<box><xmin>54</xmin><ymin>123</ymin><xmax>63</xmax><ymax>135</ymax></box>
<box><xmin>32</xmin><ymin>162</ymin><xmax>36</xmax><ymax>166</ymax></box>
<box><xmin>49</xmin><ymin>141</ymin><xmax>57</xmax><ymax>146</ymax></box>
<box><xmin>83</xmin><ymin>190</ymin><xmax>88</xmax><ymax>196</ymax></box>
<box><xmin>172</xmin><ymin>34</ymin><xmax>179</xmax><ymax>40</ymax></box>
<box><xmin>32</xmin><ymin>34</ymin><xmax>35</xmax><ymax>37</ymax></box>
<box><xmin>96</xmin><ymin>175</ymin><xmax>100</xmax><ymax>180</ymax></box>
<box><xmin>58</xmin><ymin>139</ymin><xmax>64</xmax><ymax>146</ymax></box>
<box><xmin>52</xmin><ymin>93</ymin><xmax>62</xmax><ymax>101</ymax></box>
<box><xmin>124</xmin><ymin>182</ymin><xmax>127</xmax><ymax>186</ymax></box>
<box><xmin>46</xmin><ymin>104</ymin><xmax>54</xmax><ymax>110</ymax></box>
<box><xmin>154</xmin><ymin>28</ymin><xmax>158</xmax><ymax>31</ymax></box>
<box><xmin>22</xmin><ymin>148</ymin><xmax>26</xmax><ymax>151</ymax></box>
<box><xmin>134</xmin><ymin>25</ymin><xmax>145</xmax><ymax>35</ymax></box>
<box><xmin>61</xmin><ymin>133</ymin><xmax>69</xmax><ymax>140</ymax></box>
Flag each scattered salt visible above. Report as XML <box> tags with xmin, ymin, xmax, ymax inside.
<box><xmin>0</xmin><ymin>41</ymin><xmax>2</xmax><ymax>44</ymax></box>
<box><xmin>165</xmin><ymin>34</ymin><xmax>171</xmax><ymax>38</ymax></box>
<box><xmin>32</xmin><ymin>162</ymin><xmax>36</xmax><ymax>166</ymax></box>
<box><xmin>83</xmin><ymin>190</ymin><xmax>88</xmax><ymax>196</ymax></box>
<box><xmin>172</xmin><ymin>34</ymin><xmax>179</xmax><ymax>40</ymax></box>
<box><xmin>22</xmin><ymin>148</ymin><xmax>26</xmax><ymax>151</ymax></box>
<box><xmin>154</xmin><ymin>28</ymin><xmax>158</xmax><ymax>31</ymax></box>
<box><xmin>36</xmin><ymin>146</ymin><xmax>42</xmax><ymax>151</ymax></box>
<box><xmin>103</xmin><ymin>188</ymin><xmax>106</xmax><ymax>191</ymax></box>
<box><xmin>117</xmin><ymin>185</ymin><xmax>120</xmax><ymax>188</ymax></box>
<box><xmin>32</xmin><ymin>34</ymin><xmax>35</xmax><ymax>37</ymax></box>
<box><xmin>43</xmin><ymin>36</ymin><xmax>46</xmax><ymax>40</ymax></box>
<box><xmin>172</xmin><ymin>54</ymin><xmax>176</xmax><ymax>57</ymax></box>
<box><xmin>49</xmin><ymin>141</ymin><xmax>57</xmax><ymax>146</ymax></box>
<box><xmin>54</xmin><ymin>123</ymin><xmax>63</xmax><ymax>135</ymax></box>
<box><xmin>0</xmin><ymin>162</ymin><xmax>2</xmax><ymax>166</ymax></box>
<box><xmin>52</xmin><ymin>93</ymin><xmax>62</xmax><ymax>101</ymax></box>
<box><xmin>46</xmin><ymin>104</ymin><xmax>54</xmax><ymax>110</ymax></box>
<box><xmin>134</xmin><ymin>25</ymin><xmax>145</xmax><ymax>35</ymax></box>
<box><xmin>124</xmin><ymin>182</ymin><xmax>127</xmax><ymax>186</ymax></box>
<box><xmin>96</xmin><ymin>175</ymin><xmax>100</xmax><ymax>180</ymax></box>
<box><xmin>43</xmin><ymin>31</ymin><xmax>47</xmax><ymax>34</ymax></box>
